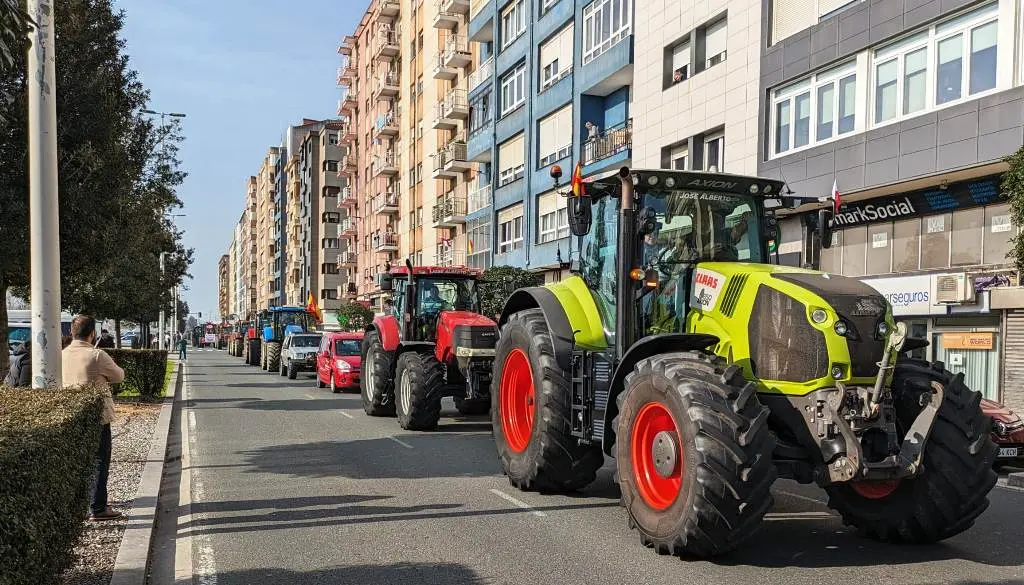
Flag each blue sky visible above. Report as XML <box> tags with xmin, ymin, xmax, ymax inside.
<box><xmin>116</xmin><ymin>0</ymin><xmax>367</xmax><ymax>320</ymax></box>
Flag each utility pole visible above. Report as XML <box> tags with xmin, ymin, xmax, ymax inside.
<box><xmin>27</xmin><ymin>0</ymin><xmax>62</xmax><ymax>388</ymax></box>
<box><xmin>158</xmin><ymin>252</ymin><xmax>167</xmax><ymax>350</ymax></box>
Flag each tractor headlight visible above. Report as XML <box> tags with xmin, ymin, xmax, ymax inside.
<box><xmin>877</xmin><ymin>322</ymin><xmax>890</xmax><ymax>337</ymax></box>
<box><xmin>749</xmin><ymin>184</ymin><xmax>760</xmax><ymax>194</ymax></box>
<box><xmin>647</xmin><ymin>175</ymin><xmax>660</xmax><ymax>186</ymax></box>
<box><xmin>831</xmin><ymin>365</ymin><xmax>844</xmax><ymax>379</ymax></box>
<box><xmin>834</xmin><ymin>320</ymin><xmax>848</xmax><ymax>337</ymax></box>
<box><xmin>811</xmin><ymin>309</ymin><xmax>828</xmax><ymax>324</ymax></box>
<box><xmin>664</xmin><ymin>177</ymin><xmax>676</xmax><ymax>188</ymax></box>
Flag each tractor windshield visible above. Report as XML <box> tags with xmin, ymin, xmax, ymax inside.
<box><xmin>277</xmin><ymin>311</ymin><xmax>309</xmax><ymax>331</ymax></box>
<box><xmin>417</xmin><ymin>277</ymin><xmax>479</xmax><ymax>314</ymax></box>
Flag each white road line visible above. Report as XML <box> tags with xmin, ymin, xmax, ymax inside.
<box><xmin>182</xmin><ymin>362</ymin><xmax>218</xmax><ymax>584</ymax></box>
<box><xmin>387</xmin><ymin>436</ymin><xmax>414</xmax><ymax>449</ymax></box>
<box><xmin>340</xmin><ymin>411</ymin><xmax>354</xmax><ymax>419</ymax></box>
<box><xmin>187</xmin><ymin>410</ymin><xmax>196</xmax><ymax>431</ymax></box>
<box><xmin>304</xmin><ymin>394</ymin><xmax>317</xmax><ymax>400</ymax></box>
<box><xmin>776</xmin><ymin>490</ymin><xmax>827</xmax><ymax>506</ymax></box>
<box><xmin>489</xmin><ymin>488</ymin><xmax>547</xmax><ymax>517</ymax></box>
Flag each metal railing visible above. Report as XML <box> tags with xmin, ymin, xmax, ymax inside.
<box><xmin>432</xmin><ymin>185</ymin><xmax>468</xmax><ymax>224</ymax></box>
<box><xmin>437</xmin><ymin>236</ymin><xmax>467</xmax><ymax>267</ymax></box>
<box><xmin>372</xmin><ymin>232</ymin><xmax>399</xmax><ymax>249</ymax></box>
<box><xmin>375</xmin><ymin>108</ymin><xmax>399</xmax><ymax>132</ymax></box>
<box><xmin>468</xmin><ymin>56</ymin><xmax>493</xmax><ymax>92</ymax></box>
<box><xmin>372</xmin><ymin>151</ymin><xmax>398</xmax><ymax>173</ymax></box>
<box><xmin>372</xmin><ymin>191</ymin><xmax>400</xmax><ymax>213</ymax></box>
<box><xmin>443</xmin><ymin>35</ymin><xmax>470</xmax><ymax>61</ymax></box>
<box><xmin>582</xmin><ymin>119</ymin><xmax>632</xmax><ymax>166</ymax></box>
<box><xmin>376</xmin><ymin>70</ymin><xmax>400</xmax><ymax>92</ymax></box>
<box><xmin>440</xmin><ymin>88</ymin><xmax>468</xmax><ymax>118</ymax></box>
<box><xmin>373</xmin><ymin>26</ymin><xmax>400</xmax><ymax>55</ymax></box>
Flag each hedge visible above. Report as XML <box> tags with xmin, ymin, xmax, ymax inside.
<box><xmin>102</xmin><ymin>349</ymin><xmax>168</xmax><ymax>400</ymax></box>
<box><xmin>0</xmin><ymin>386</ymin><xmax>105</xmax><ymax>585</ymax></box>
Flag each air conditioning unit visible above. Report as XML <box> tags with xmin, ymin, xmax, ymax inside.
<box><xmin>935</xmin><ymin>273</ymin><xmax>975</xmax><ymax>304</ymax></box>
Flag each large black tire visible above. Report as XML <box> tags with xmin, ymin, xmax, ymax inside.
<box><xmin>266</xmin><ymin>342</ymin><xmax>281</xmax><ymax>372</ymax></box>
<box><xmin>454</xmin><ymin>397</ymin><xmax>490</xmax><ymax>416</ymax></box>
<box><xmin>614</xmin><ymin>351</ymin><xmax>776</xmax><ymax>557</ymax></box>
<box><xmin>492</xmin><ymin>309</ymin><xmax>604</xmax><ymax>492</ymax></box>
<box><xmin>395</xmin><ymin>352</ymin><xmax>444</xmax><ymax>431</ymax></box>
<box><xmin>361</xmin><ymin>330</ymin><xmax>396</xmax><ymax>416</ymax></box>
<box><xmin>825</xmin><ymin>359</ymin><xmax>997</xmax><ymax>543</ymax></box>
<box><xmin>260</xmin><ymin>341</ymin><xmax>268</xmax><ymax>370</ymax></box>
<box><xmin>287</xmin><ymin>363</ymin><xmax>298</xmax><ymax>380</ymax></box>
<box><xmin>247</xmin><ymin>339</ymin><xmax>261</xmax><ymax>366</ymax></box>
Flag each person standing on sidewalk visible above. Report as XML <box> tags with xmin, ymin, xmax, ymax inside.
<box><xmin>177</xmin><ymin>334</ymin><xmax>187</xmax><ymax>361</ymax></box>
<box><xmin>63</xmin><ymin>315</ymin><xmax>126</xmax><ymax>521</ymax></box>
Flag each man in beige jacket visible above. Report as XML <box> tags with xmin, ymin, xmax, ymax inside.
<box><xmin>63</xmin><ymin>315</ymin><xmax>126</xmax><ymax>521</ymax></box>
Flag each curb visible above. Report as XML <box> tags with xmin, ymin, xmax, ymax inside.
<box><xmin>108</xmin><ymin>360</ymin><xmax>181</xmax><ymax>585</ymax></box>
<box><xmin>1009</xmin><ymin>472</ymin><xmax>1024</xmax><ymax>489</ymax></box>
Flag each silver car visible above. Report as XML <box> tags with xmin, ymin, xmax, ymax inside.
<box><xmin>280</xmin><ymin>333</ymin><xmax>323</xmax><ymax>379</ymax></box>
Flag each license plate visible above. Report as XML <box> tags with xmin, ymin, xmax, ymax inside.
<box><xmin>998</xmin><ymin>447</ymin><xmax>1019</xmax><ymax>458</ymax></box>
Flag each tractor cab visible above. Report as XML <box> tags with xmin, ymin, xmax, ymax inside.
<box><xmin>379</xmin><ymin>264</ymin><xmax>484</xmax><ymax>345</ymax></box>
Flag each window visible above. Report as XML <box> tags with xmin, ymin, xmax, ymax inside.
<box><xmin>950</xmin><ymin>207</ymin><xmax>984</xmax><ymax>266</ymax></box>
<box><xmin>582</xmin><ymin>0</ymin><xmax>631</xmax><ymax>65</ymax></box>
<box><xmin>703</xmin><ymin>132</ymin><xmax>724</xmax><ymax>171</ymax></box>
<box><xmin>328</xmin><ymin>133</ymin><xmax>339</xmax><ymax>145</ymax></box>
<box><xmin>416</xmin><ymin>163</ymin><xmax>423</xmax><ymax>184</ymax></box>
<box><xmin>538</xmin><ymin>105</ymin><xmax>573</xmax><ymax>167</ymax></box>
<box><xmin>920</xmin><ymin>213</ymin><xmax>951</xmax><ymax>269</ymax></box>
<box><xmin>498</xmin><ymin>134</ymin><xmax>526</xmax><ymax>186</ymax></box>
<box><xmin>667</xmin><ymin>40</ymin><xmax>690</xmax><ymax>85</ymax></box>
<box><xmin>541</xmin><ymin>0</ymin><xmax>559</xmax><ymax>13</ymax></box>
<box><xmin>322</xmin><ymin>212</ymin><xmax>340</xmax><ymax>223</ymax></box>
<box><xmin>500</xmin><ymin>63</ymin><xmax>526</xmax><ymax>115</ymax></box>
<box><xmin>703</xmin><ymin>18</ymin><xmax>727</xmax><ymax>70</ymax></box>
<box><xmin>325</xmin><ymin>160</ymin><xmax>339</xmax><ymax>172</ymax></box>
<box><xmin>539</xmin><ymin>24</ymin><xmax>574</xmax><ymax>90</ymax></box>
<box><xmin>322</xmin><ymin>263</ymin><xmax>339</xmax><ymax>274</ymax></box>
<box><xmin>321</xmin><ymin>289</ymin><xmax>339</xmax><ymax>300</ymax></box>
<box><xmin>501</xmin><ymin>0</ymin><xmax>526</xmax><ymax>48</ymax></box>
<box><xmin>470</xmin><ymin>93</ymin><xmax>492</xmax><ymax>134</ymax></box>
<box><xmin>669</xmin><ymin>143</ymin><xmax>688</xmax><ymax>170</ymax></box>
<box><xmin>772</xmin><ymin>62</ymin><xmax>857</xmax><ymax>156</ymax></box>
<box><xmin>538</xmin><ymin>191</ymin><xmax>570</xmax><ymax>243</ymax></box>
<box><xmin>772</xmin><ymin>0</ymin><xmax>860</xmax><ymax>44</ymax></box>
<box><xmin>498</xmin><ymin>203</ymin><xmax>524</xmax><ymax>253</ymax></box>
<box><xmin>870</xmin><ymin>3</ymin><xmax>999</xmax><ymax>125</ymax></box>
<box><xmin>984</xmin><ymin>203</ymin><xmax>1013</xmax><ymax>264</ymax></box>
<box><xmin>323</xmin><ymin>238</ymin><xmax>340</xmax><ymax>249</ymax></box>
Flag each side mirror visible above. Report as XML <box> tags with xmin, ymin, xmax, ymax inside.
<box><xmin>377</xmin><ymin>272</ymin><xmax>394</xmax><ymax>291</ymax></box>
<box><xmin>567</xmin><ymin>195</ymin><xmax>592</xmax><ymax>237</ymax></box>
<box><xmin>818</xmin><ymin>208</ymin><xmax>834</xmax><ymax>250</ymax></box>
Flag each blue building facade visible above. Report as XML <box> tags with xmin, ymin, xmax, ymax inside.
<box><xmin>466</xmin><ymin>0</ymin><xmax>634</xmax><ymax>277</ymax></box>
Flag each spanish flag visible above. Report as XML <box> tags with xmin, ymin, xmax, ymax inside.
<box><xmin>570</xmin><ymin>160</ymin><xmax>585</xmax><ymax>198</ymax></box>
<box><xmin>467</xmin><ymin>239</ymin><xmax>474</xmax><ymax>254</ymax></box>
<box><xmin>306</xmin><ymin>292</ymin><xmax>322</xmax><ymax>323</ymax></box>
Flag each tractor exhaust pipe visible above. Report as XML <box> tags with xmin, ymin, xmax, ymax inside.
<box><xmin>404</xmin><ymin>257</ymin><xmax>416</xmax><ymax>340</ymax></box>
<box><xmin>615</xmin><ymin>167</ymin><xmax>636</xmax><ymax>361</ymax></box>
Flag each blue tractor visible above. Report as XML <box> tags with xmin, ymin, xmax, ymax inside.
<box><xmin>258</xmin><ymin>306</ymin><xmax>316</xmax><ymax>373</ymax></box>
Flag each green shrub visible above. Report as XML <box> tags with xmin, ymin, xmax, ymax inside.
<box><xmin>0</xmin><ymin>386</ymin><xmax>104</xmax><ymax>585</ymax></box>
<box><xmin>103</xmin><ymin>349</ymin><xmax>168</xmax><ymax>400</ymax></box>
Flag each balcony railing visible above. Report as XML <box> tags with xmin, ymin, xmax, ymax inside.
<box><xmin>433</xmin><ymin>0</ymin><xmax>462</xmax><ymax>29</ymax></box>
<box><xmin>378</xmin><ymin>0</ymin><xmax>400</xmax><ymax>17</ymax></box>
<box><xmin>373</xmin><ymin>25</ymin><xmax>400</xmax><ymax>61</ymax></box>
<box><xmin>432</xmin><ymin>186</ymin><xmax>468</xmax><ymax>226</ymax></box>
<box><xmin>337</xmin><ymin>251</ymin><xmax>358</xmax><ymax>266</ymax></box>
<box><xmin>374</xmin><ymin>70</ymin><xmax>400</xmax><ymax>100</ymax></box>
<box><xmin>372</xmin><ymin>231</ymin><xmax>399</xmax><ymax>251</ymax></box>
<box><xmin>469</xmin><ymin>0</ymin><xmax>488</xmax><ymax>19</ymax></box>
<box><xmin>467</xmin><ymin>178</ymin><xmax>492</xmax><ymax>213</ymax></box>
<box><xmin>582</xmin><ymin>119</ymin><xmax>632</xmax><ymax>166</ymax></box>
<box><xmin>338</xmin><ymin>186</ymin><xmax>356</xmax><ymax>207</ymax></box>
<box><xmin>442</xmin><ymin>35</ymin><xmax>471</xmax><ymax>68</ymax></box>
<box><xmin>468</xmin><ymin>56</ymin><xmax>493</xmax><ymax>93</ymax></box>
<box><xmin>372</xmin><ymin>191</ymin><xmax>400</xmax><ymax>214</ymax></box>
<box><xmin>436</xmin><ymin>236</ymin><xmax>467</xmax><ymax>267</ymax></box>
<box><xmin>431</xmin><ymin>140</ymin><xmax>470</xmax><ymax>178</ymax></box>
<box><xmin>338</xmin><ymin>35</ymin><xmax>355</xmax><ymax>56</ymax></box>
<box><xmin>374</xmin><ymin>108</ymin><xmax>400</xmax><ymax>137</ymax></box>
<box><xmin>372</xmin><ymin>151</ymin><xmax>399</xmax><ymax>176</ymax></box>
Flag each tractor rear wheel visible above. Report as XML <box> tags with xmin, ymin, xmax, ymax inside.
<box><xmin>492</xmin><ymin>309</ymin><xmax>603</xmax><ymax>492</ymax></box>
<box><xmin>395</xmin><ymin>352</ymin><xmax>443</xmax><ymax>431</ymax></box>
<box><xmin>615</xmin><ymin>351</ymin><xmax>776</xmax><ymax>558</ymax></box>
<box><xmin>825</xmin><ymin>359</ymin><xmax>997</xmax><ymax>543</ymax></box>
<box><xmin>247</xmin><ymin>339</ymin><xmax>261</xmax><ymax>366</ymax></box>
<box><xmin>266</xmin><ymin>343</ymin><xmax>281</xmax><ymax>372</ymax></box>
<box><xmin>454</xmin><ymin>397</ymin><xmax>490</xmax><ymax>416</ymax></box>
<box><xmin>361</xmin><ymin>330</ymin><xmax>396</xmax><ymax>417</ymax></box>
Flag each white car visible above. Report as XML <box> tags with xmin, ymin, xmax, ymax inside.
<box><xmin>279</xmin><ymin>333</ymin><xmax>323</xmax><ymax>379</ymax></box>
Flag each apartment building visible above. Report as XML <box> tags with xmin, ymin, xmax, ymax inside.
<box><xmin>231</xmin><ymin>210</ymin><xmax>247</xmax><ymax>319</ymax></box>
<box><xmin>254</xmin><ymin>148</ymin><xmax>282</xmax><ymax>309</ymax></box>
<box><xmin>757</xmin><ymin>0</ymin><xmax>1022</xmax><ymax>407</ymax></box>
<box><xmin>465</xmin><ymin>0</ymin><xmax>635</xmax><ymax>281</ymax></box>
<box><xmin>217</xmin><ymin>254</ymin><xmax>230</xmax><ymax>320</ymax></box>
<box><xmin>243</xmin><ymin>177</ymin><xmax>259</xmax><ymax>319</ymax></box>
<box><xmin>284</xmin><ymin>150</ymin><xmax>304</xmax><ymax>305</ymax></box>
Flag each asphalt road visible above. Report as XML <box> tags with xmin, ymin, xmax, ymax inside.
<box><xmin>158</xmin><ymin>349</ymin><xmax>1024</xmax><ymax>585</ymax></box>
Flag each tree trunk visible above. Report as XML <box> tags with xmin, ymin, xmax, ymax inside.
<box><xmin>114</xmin><ymin>318</ymin><xmax>122</xmax><ymax>348</ymax></box>
<box><xmin>0</xmin><ymin>281</ymin><xmax>9</xmax><ymax>379</ymax></box>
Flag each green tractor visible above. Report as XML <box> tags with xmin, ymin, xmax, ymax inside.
<box><xmin>257</xmin><ymin>306</ymin><xmax>316</xmax><ymax>373</ymax></box>
<box><xmin>491</xmin><ymin>166</ymin><xmax>997</xmax><ymax>557</ymax></box>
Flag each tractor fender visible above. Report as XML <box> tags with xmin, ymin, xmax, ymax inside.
<box><xmin>601</xmin><ymin>333</ymin><xmax>719</xmax><ymax>455</ymax></box>
<box><xmin>498</xmin><ymin>287</ymin><xmax>576</xmax><ymax>372</ymax></box>
<box><xmin>435</xmin><ymin>311</ymin><xmax>497</xmax><ymax>364</ymax></box>
<box><xmin>369</xmin><ymin>315</ymin><xmax>401</xmax><ymax>352</ymax></box>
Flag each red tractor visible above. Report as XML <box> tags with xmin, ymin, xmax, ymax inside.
<box><xmin>361</xmin><ymin>261</ymin><xmax>498</xmax><ymax>430</ymax></box>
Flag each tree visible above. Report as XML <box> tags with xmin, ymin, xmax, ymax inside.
<box><xmin>335</xmin><ymin>301</ymin><xmax>374</xmax><ymax>332</ymax></box>
<box><xmin>478</xmin><ymin>266</ymin><xmax>544</xmax><ymax>320</ymax></box>
<box><xmin>1001</xmin><ymin>146</ymin><xmax>1024</xmax><ymax>276</ymax></box>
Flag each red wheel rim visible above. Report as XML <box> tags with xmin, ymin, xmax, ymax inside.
<box><xmin>631</xmin><ymin>402</ymin><xmax>683</xmax><ymax>511</ymax></box>
<box><xmin>500</xmin><ymin>348</ymin><xmax>535</xmax><ymax>453</ymax></box>
<box><xmin>851</xmin><ymin>479</ymin><xmax>900</xmax><ymax>500</ymax></box>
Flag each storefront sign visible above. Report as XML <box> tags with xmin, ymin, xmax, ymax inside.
<box><xmin>942</xmin><ymin>332</ymin><xmax>994</xmax><ymax>350</ymax></box>
<box><xmin>862</xmin><ymin>274</ymin><xmax>947</xmax><ymax>317</ymax></box>
<box><xmin>829</xmin><ymin>175</ymin><xmax>1004</xmax><ymax>228</ymax></box>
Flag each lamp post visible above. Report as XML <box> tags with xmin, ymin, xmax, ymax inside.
<box><xmin>27</xmin><ymin>0</ymin><xmax>62</xmax><ymax>388</ymax></box>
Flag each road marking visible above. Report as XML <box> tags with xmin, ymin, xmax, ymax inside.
<box><xmin>304</xmin><ymin>394</ymin><xmax>317</xmax><ymax>400</ymax></box>
<box><xmin>387</xmin><ymin>436</ymin><xmax>414</xmax><ymax>449</ymax></box>
<box><xmin>340</xmin><ymin>411</ymin><xmax>354</xmax><ymax>419</ymax></box>
<box><xmin>181</xmin><ymin>361</ymin><xmax>218</xmax><ymax>584</ymax></box>
<box><xmin>188</xmin><ymin>410</ymin><xmax>196</xmax><ymax>431</ymax></box>
<box><xmin>490</xmin><ymin>488</ymin><xmax>547</xmax><ymax>517</ymax></box>
<box><xmin>776</xmin><ymin>490</ymin><xmax>827</xmax><ymax>506</ymax></box>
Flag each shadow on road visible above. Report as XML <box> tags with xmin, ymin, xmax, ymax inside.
<box><xmin>212</xmin><ymin>562</ymin><xmax>487</xmax><ymax>585</ymax></box>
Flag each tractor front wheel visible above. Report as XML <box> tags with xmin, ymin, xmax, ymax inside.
<box><xmin>454</xmin><ymin>397</ymin><xmax>490</xmax><ymax>416</ymax></box>
<box><xmin>825</xmin><ymin>359</ymin><xmax>997</xmax><ymax>543</ymax></box>
<box><xmin>265</xmin><ymin>343</ymin><xmax>281</xmax><ymax>373</ymax></box>
<box><xmin>492</xmin><ymin>309</ymin><xmax>603</xmax><ymax>492</ymax></box>
<box><xmin>395</xmin><ymin>352</ymin><xmax>443</xmax><ymax>431</ymax></box>
<box><xmin>615</xmin><ymin>351</ymin><xmax>776</xmax><ymax>557</ymax></box>
<box><xmin>361</xmin><ymin>330</ymin><xmax>396</xmax><ymax>417</ymax></box>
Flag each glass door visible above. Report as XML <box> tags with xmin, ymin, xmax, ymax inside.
<box><xmin>931</xmin><ymin>331</ymin><xmax>1000</xmax><ymax>400</ymax></box>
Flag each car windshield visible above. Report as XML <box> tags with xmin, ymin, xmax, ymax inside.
<box><xmin>290</xmin><ymin>335</ymin><xmax>321</xmax><ymax>348</ymax></box>
<box><xmin>334</xmin><ymin>340</ymin><xmax>360</xmax><ymax>356</ymax></box>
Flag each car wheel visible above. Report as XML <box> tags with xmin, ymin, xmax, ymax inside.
<box><xmin>331</xmin><ymin>376</ymin><xmax>340</xmax><ymax>394</ymax></box>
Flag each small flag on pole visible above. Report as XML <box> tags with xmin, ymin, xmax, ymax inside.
<box><xmin>831</xmin><ymin>179</ymin><xmax>841</xmax><ymax>213</ymax></box>
<box><xmin>570</xmin><ymin>161</ymin><xmax>585</xmax><ymax>198</ymax></box>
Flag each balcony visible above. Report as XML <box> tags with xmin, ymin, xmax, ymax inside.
<box><xmin>467</xmin><ymin>178</ymin><xmax>492</xmax><ymax>213</ymax></box>
<box><xmin>338</xmin><ymin>35</ymin><xmax>355</xmax><ymax>56</ymax></box>
<box><xmin>436</xmin><ymin>236</ymin><xmax>467</xmax><ymax>267</ymax></box>
<box><xmin>373</xmin><ymin>26</ymin><xmax>400</xmax><ymax>63</ymax></box>
<box><xmin>340</xmin><ymin>122</ymin><xmax>356</xmax><ymax>144</ymax></box>
<box><xmin>378</xmin><ymin>0</ymin><xmax>399</xmax><ymax>18</ymax></box>
<box><xmin>431</xmin><ymin>141</ymin><xmax>471</xmax><ymax>179</ymax></box>
<box><xmin>373</xmin><ymin>108</ymin><xmax>400</xmax><ymax>139</ymax></box>
<box><xmin>433</xmin><ymin>0</ymin><xmax>461</xmax><ymax>29</ymax></box>
<box><xmin>337</xmin><ymin>250</ymin><xmax>358</xmax><ymax>267</ymax></box>
<box><xmin>468</xmin><ymin>56</ymin><xmax>493</xmax><ymax>93</ymax></box>
<box><xmin>442</xmin><ymin>35</ymin><xmax>471</xmax><ymax>69</ymax></box>
<box><xmin>341</xmin><ymin>154</ymin><xmax>357</xmax><ymax>174</ymax></box>
<box><xmin>582</xmin><ymin>119</ymin><xmax>632</xmax><ymax>167</ymax></box>
<box><xmin>340</xmin><ymin>90</ymin><xmax>357</xmax><ymax>114</ymax></box>
<box><xmin>338</xmin><ymin>186</ymin><xmax>357</xmax><ymax>208</ymax></box>
<box><xmin>431</xmin><ymin>88</ymin><xmax>469</xmax><ymax>130</ymax></box>
<box><xmin>372</xmin><ymin>191</ymin><xmax>400</xmax><ymax>215</ymax></box>
<box><xmin>372</xmin><ymin>151</ymin><xmax>399</xmax><ymax>178</ymax></box>
<box><xmin>372</xmin><ymin>231</ymin><xmax>399</xmax><ymax>253</ymax></box>
<box><xmin>340</xmin><ymin>216</ymin><xmax>357</xmax><ymax>235</ymax></box>
<box><xmin>373</xmin><ymin>70</ymin><xmax>400</xmax><ymax>101</ymax></box>
<box><xmin>432</xmin><ymin>186</ymin><xmax>468</xmax><ymax>227</ymax></box>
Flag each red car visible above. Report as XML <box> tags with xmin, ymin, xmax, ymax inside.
<box><xmin>982</xmin><ymin>398</ymin><xmax>1024</xmax><ymax>468</ymax></box>
<box><xmin>316</xmin><ymin>331</ymin><xmax>363</xmax><ymax>393</ymax></box>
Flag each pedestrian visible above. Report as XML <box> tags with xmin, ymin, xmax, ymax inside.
<box><xmin>177</xmin><ymin>335</ymin><xmax>187</xmax><ymax>361</ymax></box>
<box><xmin>62</xmin><ymin>314</ymin><xmax>126</xmax><ymax>521</ymax></box>
<box><xmin>94</xmin><ymin>329</ymin><xmax>115</xmax><ymax>349</ymax></box>
<box><xmin>585</xmin><ymin>121</ymin><xmax>600</xmax><ymax>141</ymax></box>
<box><xmin>4</xmin><ymin>342</ymin><xmax>31</xmax><ymax>387</ymax></box>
